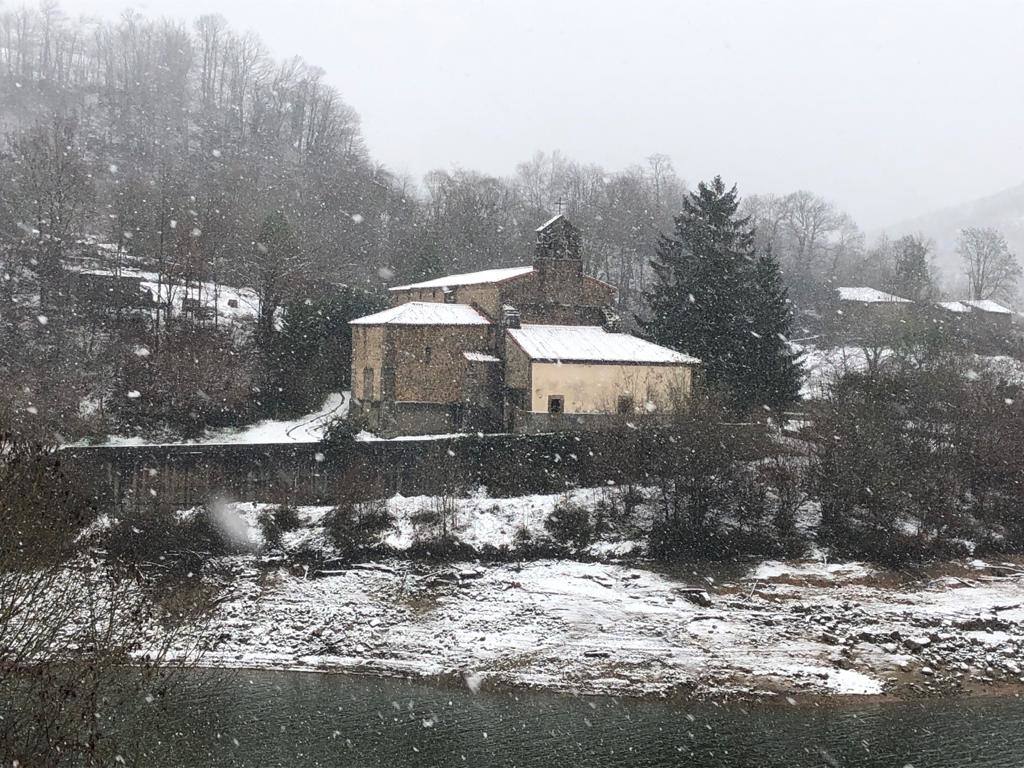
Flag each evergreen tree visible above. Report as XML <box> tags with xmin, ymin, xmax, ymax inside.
<box><xmin>268</xmin><ymin>288</ymin><xmax>385</xmax><ymax>415</ymax></box>
<box><xmin>742</xmin><ymin>248</ymin><xmax>804</xmax><ymax>410</ymax></box>
<box><xmin>642</xmin><ymin>177</ymin><xmax>802</xmax><ymax>413</ymax></box>
<box><xmin>892</xmin><ymin>234</ymin><xmax>933</xmax><ymax>302</ymax></box>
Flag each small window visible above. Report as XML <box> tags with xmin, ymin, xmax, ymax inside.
<box><xmin>363</xmin><ymin>367</ymin><xmax>375</xmax><ymax>400</ymax></box>
<box><xmin>424</xmin><ymin>346</ymin><xmax>432</xmax><ymax>363</ymax></box>
<box><xmin>547</xmin><ymin>395</ymin><xmax>564</xmax><ymax>415</ymax></box>
<box><xmin>617</xmin><ymin>395</ymin><xmax>634</xmax><ymax>415</ymax></box>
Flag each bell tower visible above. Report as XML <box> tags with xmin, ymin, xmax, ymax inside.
<box><xmin>533</xmin><ymin>214</ymin><xmax>583</xmax><ymax>307</ymax></box>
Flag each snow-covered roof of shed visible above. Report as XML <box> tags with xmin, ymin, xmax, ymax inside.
<box><xmin>963</xmin><ymin>299</ymin><xmax>1013</xmax><ymax>315</ymax></box>
<box><xmin>837</xmin><ymin>286</ymin><xmax>912</xmax><ymax>304</ymax></box>
<box><xmin>389</xmin><ymin>266</ymin><xmax>534</xmax><ymax>292</ymax></box>
<box><xmin>507</xmin><ymin>324</ymin><xmax>699</xmax><ymax>365</ymax></box>
<box><xmin>938</xmin><ymin>300</ymin><xmax>972</xmax><ymax>313</ymax></box>
<box><xmin>350</xmin><ymin>302</ymin><xmax>490</xmax><ymax>326</ymax></box>
<box><xmin>463</xmin><ymin>351</ymin><xmax>501</xmax><ymax>363</ymax></box>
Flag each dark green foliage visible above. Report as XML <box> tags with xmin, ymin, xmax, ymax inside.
<box><xmin>258</xmin><ymin>509</ymin><xmax>284</xmax><ymax>550</ymax></box>
<box><xmin>642</xmin><ymin>177</ymin><xmax>802</xmax><ymax>413</ymax></box>
<box><xmin>266</xmin><ymin>288</ymin><xmax>385</xmax><ymax>416</ymax></box>
<box><xmin>253</xmin><ymin>210</ymin><xmax>301</xmax><ymax>345</ymax></box>
<box><xmin>544</xmin><ymin>497</ymin><xmax>594</xmax><ymax>551</ymax></box>
<box><xmin>274</xmin><ymin>505</ymin><xmax>302</xmax><ymax>532</ymax></box>
<box><xmin>892</xmin><ymin>234</ymin><xmax>933</xmax><ymax>302</ymax></box>
<box><xmin>745</xmin><ymin>250</ymin><xmax>804</xmax><ymax>409</ymax></box>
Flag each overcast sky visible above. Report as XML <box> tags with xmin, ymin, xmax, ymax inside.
<box><xmin>55</xmin><ymin>0</ymin><xmax>1024</xmax><ymax>228</ymax></box>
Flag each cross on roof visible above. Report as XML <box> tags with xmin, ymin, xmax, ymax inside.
<box><xmin>554</xmin><ymin>196</ymin><xmax>565</xmax><ymax>215</ymax></box>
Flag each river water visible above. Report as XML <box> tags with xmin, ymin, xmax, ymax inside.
<box><xmin>133</xmin><ymin>670</ymin><xmax>1024</xmax><ymax>767</ymax></box>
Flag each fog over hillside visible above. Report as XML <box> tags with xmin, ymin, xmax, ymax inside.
<box><xmin>879</xmin><ymin>182</ymin><xmax>1024</xmax><ymax>299</ymax></box>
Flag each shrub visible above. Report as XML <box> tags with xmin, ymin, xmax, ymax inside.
<box><xmin>104</xmin><ymin>501</ymin><xmax>254</xmax><ymax>568</ymax></box>
<box><xmin>273</xmin><ymin>505</ymin><xmax>301</xmax><ymax>532</ymax></box>
<box><xmin>644</xmin><ymin>397</ymin><xmax>761</xmax><ymax>559</ymax></box>
<box><xmin>322</xmin><ymin>412</ymin><xmax>364</xmax><ymax>449</ymax></box>
<box><xmin>323</xmin><ymin>498</ymin><xmax>392</xmax><ymax>556</ymax></box>
<box><xmin>258</xmin><ymin>510</ymin><xmax>284</xmax><ymax>551</ymax></box>
<box><xmin>544</xmin><ymin>496</ymin><xmax>593</xmax><ymax>551</ymax></box>
<box><xmin>257</xmin><ymin>506</ymin><xmax>301</xmax><ymax>552</ymax></box>
<box><xmin>111</xmin><ymin>326</ymin><xmax>265</xmax><ymax>438</ymax></box>
<box><xmin>0</xmin><ymin>435</ymin><xmax>94</xmax><ymax>568</ymax></box>
<box><xmin>809</xmin><ymin>364</ymin><xmax>976</xmax><ymax>564</ymax></box>
<box><xmin>409</xmin><ymin>494</ymin><xmax>462</xmax><ymax>555</ymax></box>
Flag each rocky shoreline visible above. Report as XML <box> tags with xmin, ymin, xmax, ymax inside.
<box><xmin>189</xmin><ymin>556</ymin><xmax>1024</xmax><ymax>702</ymax></box>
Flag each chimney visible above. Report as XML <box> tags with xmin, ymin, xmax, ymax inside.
<box><xmin>601</xmin><ymin>305</ymin><xmax>621</xmax><ymax>333</ymax></box>
<box><xmin>502</xmin><ymin>304</ymin><xmax>521</xmax><ymax>329</ymax></box>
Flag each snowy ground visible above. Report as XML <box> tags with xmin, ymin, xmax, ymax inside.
<box><xmin>84</xmin><ymin>392</ymin><xmax>349</xmax><ymax>447</ymax></box>
<box><xmin>193</xmin><ymin>556</ymin><xmax>1024</xmax><ymax>701</ymax></box>
<box><xmin>71</xmin><ymin>264</ymin><xmax>261</xmax><ymax>326</ymax></box>
<box><xmin>799</xmin><ymin>345</ymin><xmax>890</xmax><ymax>399</ymax></box>
<box><xmin>159</xmin><ymin>493</ymin><xmax>1024</xmax><ymax>701</ymax></box>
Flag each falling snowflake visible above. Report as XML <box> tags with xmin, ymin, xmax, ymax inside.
<box><xmin>463</xmin><ymin>671</ymin><xmax>484</xmax><ymax>693</ymax></box>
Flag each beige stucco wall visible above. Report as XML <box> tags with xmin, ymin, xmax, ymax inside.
<box><xmin>351</xmin><ymin>326</ymin><xmax>385</xmax><ymax>401</ymax></box>
<box><xmin>529</xmin><ymin>361</ymin><xmax>692</xmax><ymax>414</ymax></box>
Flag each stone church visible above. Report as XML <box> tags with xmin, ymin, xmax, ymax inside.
<box><xmin>350</xmin><ymin>215</ymin><xmax>699</xmax><ymax>436</ymax></box>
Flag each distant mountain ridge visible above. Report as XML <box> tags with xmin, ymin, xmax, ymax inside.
<box><xmin>880</xmin><ymin>181</ymin><xmax>1024</xmax><ymax>295</ymax></box>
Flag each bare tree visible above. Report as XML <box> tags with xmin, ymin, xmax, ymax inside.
<box><xmin>957</xmin><ymin>226</ymin><xmax>1022</xmax><ymax>301</ymax></box>
<box><xmin>5</xmin><ymin>116</ymin><xmax>92</xmax><ymax>309</ymax></box>
<box><xmin>0</xmin><ymin>431</ymin><xmax>208</xmax><ymax>765</ymax></box>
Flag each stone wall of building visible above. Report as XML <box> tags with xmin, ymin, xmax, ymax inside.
<box><xmin>351</xmin><ymin>325</ymin><xmax>385</xmax><ymax>401</ymax></box>
<box><xmin>391</xmin><ymin>324</ymin><xmax>495</xmax><ymax>403</ymax></box>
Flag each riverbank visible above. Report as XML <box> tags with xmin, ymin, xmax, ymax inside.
<box><xmin>192</xmin><ymin>555</ymin><xmax>1024</xmax><ymax>702</ymax></box>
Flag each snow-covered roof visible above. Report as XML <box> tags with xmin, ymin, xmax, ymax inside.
<box><xmin>77</xmin><ymin>269</ymin><xmax>143</xmax><ymax>280</ymax></box>
<box><xmin>837</xmin><ymin>286</ymin><xmax>912</xmax><ymax>304</ymax></box>
<box><xmin>463</xmin><ymin>351</ymin><xmax>501</xmax><ymax>363</ymax></box>
<box><xmin>507</xmin><ymin>325</ymin><xmax>699</xmax><ymax>365</ymax></box>
<box><xmin>350</xmin><ymin>302</ymin><xmax>490</xmax><ymax>326</ymax></box>
<box><xmin>938</xmin><ymin>300</ymin><xmax>972</xmax><ymax>313</ymax></box>
<box><xmin>963</xmin><ymin>299</ymin><xmax>1013</xmax><ymax>315</ymax></box>
<box><xmin>536</xmin><ymin>213</ymin><xmax>565</xmax><ymax>231</ymax></box>
<box><xmin>389</xmin><ymin>266</ymin><xmax>534</xmax><ymax>292</ymax></box>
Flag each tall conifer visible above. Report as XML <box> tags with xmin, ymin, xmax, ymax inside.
<box><xmin>642</xmin><ymin>177</ymin><xmax>802</xmax><ymax>413</ymax></box>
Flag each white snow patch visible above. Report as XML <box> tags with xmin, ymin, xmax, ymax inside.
<box><xmin>749</xmin><ymin>559</ymin><xmax>873</xmax><ymax>582</ymax></box>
